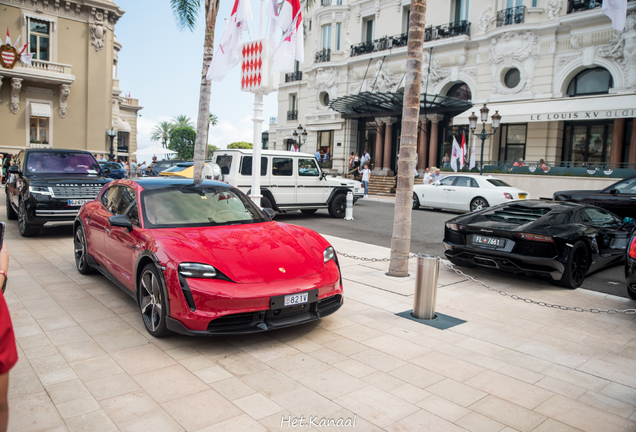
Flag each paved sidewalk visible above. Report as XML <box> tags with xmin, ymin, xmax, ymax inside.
<box><xmin>4</xmin><ymin>210</ymin><xmax>636</xmax><ymax>431</ymax></box>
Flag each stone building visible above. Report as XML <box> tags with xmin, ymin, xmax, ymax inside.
<box><xmin>0</xmin><ymin>0</ymin><xmax>142</xmax><ymax>159</ymax></box>
<box><xmin>269</xmin><ymin>0</ymin><xmax>636</xmax><ymax>176</ymax></box>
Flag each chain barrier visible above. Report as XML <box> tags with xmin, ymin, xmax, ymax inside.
<box><xmin>335</xmin><ymin>251</ymin><xmax>636</xmax><ymax>315</ymax></box>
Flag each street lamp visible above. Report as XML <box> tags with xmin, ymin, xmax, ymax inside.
<box><xmin>106</xmin><ymin>128</ymin><xmax>118</xmax><ymax>161</ymax></box>
<box><xmin>292</xmin><ymin>124</ymin><xmax>307</xmax><ymax>150</ymax></box>
<box><xmin>469</xmin><ymin>104</ymin><xmax>501</xmax><ymax>175</ymax></box>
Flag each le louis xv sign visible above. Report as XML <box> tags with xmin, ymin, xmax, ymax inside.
<box><xmin>529</xmin><ymin>109</ymin><xmax>636</xmax><ymax>121</ymax></box>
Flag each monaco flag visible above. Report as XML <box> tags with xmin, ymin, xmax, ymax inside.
<box><xmin>207</xmin><ymin>0</ymin><xmax>253</xmax><ymax>82</ymax></box>
<box><xmin>469</xmin><ymin>135</ymin><xmax>476</xmax><ymax>170</ymax></box>
<box><xmin>271</xmin><ymin>0</ymin><xmax>303</xmax><ymax>74</ymax></box>
<box><xmin>460</xmin><ymin>133</ymin><xmax>466</xmax><ymax>169</ymax></box>
<box><xmin>450</xmin><ymin>136</ymin><xmax>460</xmax><ymax>173</ymax></box>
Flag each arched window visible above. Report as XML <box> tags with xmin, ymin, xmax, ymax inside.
<box><xmin>447</xmin><ymin>82</ymin><xmax>472</xmax><ymax>101</ymax></box>
<box><xmin>567</xmin><ymin>68</ymin><xmax>613</xmax><ymax>97</ymax></box>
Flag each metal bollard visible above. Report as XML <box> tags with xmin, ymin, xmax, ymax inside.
<box><xmin>344</xmin><ymin>191</ymin><xmax>354</xmax><ymax>220</ymax></box>
<box><xmin>412</xmin><ymin>255</ymin><xmax>439</xmax><ymax>320</ymax></box>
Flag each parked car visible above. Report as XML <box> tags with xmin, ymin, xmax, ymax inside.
<box><xmin>73</xmin><ymin>178</ymin><xmax>344</xmax><ymax>337</ymax></box>
<box><xmin>413</xmin><ymin>174</ymin><xmax>530</xmax><ymax>212</ymax></box>
<box><xmin>159</xmin><ymin>161</ymin><xmax>222</xmax><ymax>180</ymax></box>
<box><xmin>626</xmin><ymin>226</ymin><xmax>636</xmax><ymax>300</ymax></box>
<box><xmin>214</xmin><ymin>149</ymin><xmax>364</xmax><ymax>218</ymax></box>
<box><xmin>553</xmin><ymin>175</ymin><xmax>636</xmax><ymax>218</ymax></box>
<box><xmin>102</xmin><ymin>162</ymin><xmax>128</xmax><ymax>179</ymax></box>
<box><xmin>146</xmin><ymin>160</ymin><xmax>188</xmax><ymax>176</ymax></box>
<box><xmin>443</xmin><ymin>200</ymin><xmax>634</xmax><ymax>288</ymax></box>
<box><xmin>6</xmin><ymin>149</ymin><xmax>111</xmax><ymax>237</ymax></box>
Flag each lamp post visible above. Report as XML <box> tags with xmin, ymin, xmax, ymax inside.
<box><xmin>106</xmin><ymin>128</ymin><xmax>118</xmax><ymax>161</ymax></box>
<box><xmin>469</xmin><ymin>104</ymin><xmax>501</xmax><ymax>175</ymax></box>
<box><xmin>292</xmin><ymin>124</ymin><xmax>308</xmax><ymax>150</ymax></box>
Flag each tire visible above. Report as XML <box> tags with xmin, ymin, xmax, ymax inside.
<box><xmin>412</xmin><ymin>193</ymin><xmax>420</xmax><ymax>210</ymax></box>
<box><xmin>261</xmin><ymin>196</ymin><xmax>273</xmax><ymax>211</ymax></box>
<box><xmin>74</xmin><ymin>225</ymin><xmax>95</xmax><ymax>274</ymax></box>
<box><xmin>559</xmin><ymin>240</ymin><xmax>590</xmax><ymax>289</ymax></box>
<box><xmin>18</xmin><ymin>200</ymin><xmax>39</xmax><ymax>237</ymax></box>
<box><xmin>301</xmin><ymin>209</ymin><xmax>318</xmax><ymax>215</ymax></box>
<box><xmin>138</xmin><ymin>264</ymin><xmax>170</xmax><ymax>338</ymax></box>
<box><xmin>328</xmin><ymin>193</ymin><xmax>347</xmax><ymax>218</ymax></box>
<box><xmin>628</xmin><ymin>284</ymin><xmax>636</xmax><ymax>301</ymax></box>
<box><xmin>5</xmin><ymin>192</ymin><xmax>16</xmax><ymax>220</ymax></box>
<box><xmin>470</xmin><ymin>197</ymin><xmax>489</xmax><ymax>212</ymax></box>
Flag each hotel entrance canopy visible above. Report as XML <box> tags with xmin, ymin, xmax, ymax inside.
<box><xmin>329</xmin><ymin>91</ymin><xmax>473</xmax><ymax>118</ymax></box>
<box><xmin>453</xmin><ymin>95</ymin><xmax>636</xmax><ymax>125</ymax></box>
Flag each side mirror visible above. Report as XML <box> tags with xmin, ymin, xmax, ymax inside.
<box><xmin>109</xmin><ymin>214</ymin><xmax>133</xmax><ymax>232</ymax></box>
<box><xmin>320</xmin><ymin>172</ymin><xmax>326</xmax><ymax>180</ymax></box>
<box><xmin>103</xmin><ymin>167</ymin><xmax>111</xmax><ymax>176</ymax></box>
<box><xmin>433</xmin><ymin>180</ymin><xmax>441</xmax><ymax>186</ymax></box>
<box><xmin>7</xmin><ymin>165</ymin><xmax>20</xmax><ymax>174</ymax></box>
<box><xmin>262</xmin><ymin>207</ymin><xmax>276</xmax><ymax>220</ymax></box>
<box><xmin>610</xmin><ymin>188</ymin><xmax>619</xmax><ymax>195</ymax></box>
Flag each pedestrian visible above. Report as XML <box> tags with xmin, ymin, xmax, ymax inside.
<box><xmin>513</xmin><ymin>158</ymin><xmax>525</xmax><ymax>167</ymax></box>
<box><xmin>98</xmin><ymin>154</ymin><xmax>107</xmax><ymax>163</ymax></box>
<box><xmin>431</xmin><ymin>167</ymin><xmax>443</xmax><ymax>182</ymax></box>
<box><xmin>315</xmin><ymin>149</ymin><xmax>321</xmax><ymax>161</ymax></box>
<box><xmin>442</xmin><ymin>153</ymin><xmax>451</xmax><ymax>169</ymax></box>
<box><xmin>349</xmin><ymin>152</ymin><xmax>355</xmax><ymax>170</ymax></box>
<box><xmin>322</xmin><ymin>152</ymin><xmax>329</xmax><ymax>164</ymax></box>
<box><xmin>138</xmin><ymin>161</ymin><xmax>147</xmax><ymax>176</ymax></box>
<box><xmin>358</xmin><ymin>163</ymin><xmax>371</xmax><ymax>198</ymax></box>
<box><xmin>123</xmin><ymin>160</ymin><xmax>130</xmax><ymax>177</ymax></box>
<box><xmin>0</xmin><ymin>244</ymin><xmax>18</xmax><ymax>432</ymax></box>
<box><xmin>353</xmin><ymin>153</ymin><xmax>360</xmax><ymax>169</ymax></box>
<box><xmin>363</xmin><ymin>149</ymin><xmax>370</xmax><ymax>165</ymax></box>
<box><xmin>130</xmin><ymin>158</ymin><xmax>138</xmax><ymax>178</ymax></box>
<box><xmin>423</xmin><ymin>167</ymin><xmax>432</xmax><ymax>184</ymax></box>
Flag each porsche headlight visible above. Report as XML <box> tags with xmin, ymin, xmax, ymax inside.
<box><xmin>29</xmin><ymin>186</ymin><xmax>53</xmax><ymax>196</ymax></box>
<box><xmin>324</xmin><ymin>246</ymin><xmax>335</xmax><ymax>263</ymax></box>
<box><xmin>178</xmin><ymin>263</ymin><xmax>217</xmax><ymax>278</ymax></box>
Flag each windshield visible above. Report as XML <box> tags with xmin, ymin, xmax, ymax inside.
<box><xmin>26</xmin><ymin>152</ymin><xmax>103</xmax><ymax>175</ymax></box>
<box><xmin>487</xmin><ymin>179</ymin><xmax>512</xmax><ymax>187</ymax></box>
<box><xmin>142</xmin><ymin>185</ymin><xmax>269</xmax><ymax>228</ymax></box>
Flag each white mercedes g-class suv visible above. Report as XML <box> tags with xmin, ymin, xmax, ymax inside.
<box><xmin>213</xmin><ymin>149</ymin><xmax>364</xmax><ymax>218</ymax></box>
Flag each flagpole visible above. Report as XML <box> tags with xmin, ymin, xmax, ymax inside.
<box><xmin>249</xmin><ymin>0</ymin><xmax>266</xmax><ymax>207</ymax></box>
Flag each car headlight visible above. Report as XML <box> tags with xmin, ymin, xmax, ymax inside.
<box><xmin>178</xmin><ymin>263</ymin><xmax>217</xmax><ymax>278</ymax></box>
<box><xmin>446</xmin><ymin>223</ymin><xmax>458</xmax><ymax>231</ymax></box>
<box><xmin>29</xmin><ymin>186</ymin><xmax>53</xmax><ymax>196</ymax></box>
<box><xmin>324</xmin><ymin>246</ymin><xmax>335</xmax><ymax>263</ymax></box>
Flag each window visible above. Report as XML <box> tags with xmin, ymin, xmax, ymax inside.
<box><xmin>446</xmin><ymin>82</ymin><xmax>472</xmax><ymax>101</ymax></box>
<box><xmin>29</xmin><ymin>117</ymin><xmax>49</xmax><ymax>144</ymax></box>
<box><xmin>289</xmin><ymin>94</ymin><xmax>297</xmax><ymax>111</ymax></box>
<box><xmin>403</xmin><ymin>7</ymin><xmax>411</xmax><ymax>33</ymax></box>
<box><xmin>455</xmin><ymin>177</ymin><xmax>473</xmax><ymax>187</ymax></box>
<box><xmin>240</xmin><ymin>156</ymin><xmax>268</xmax><ymax>176</ymax></box>
<box><xmin>336</xmin><ymin>23</ymin><xmax>341</xmax><ymax>50</ymax></box>
<box><xmin>562</xmin><ymin>121</ymin><xmax>613</xmax><ymax>164</ymax></box>
<box><xmin>29</xmin><ymin>19</ymin><xmax>50</xmax><ymax>61</ymax></box>
<box><xmin>298</xmin><ymin>158</ymin><xmax>320</xmax><ymax>176</ymax></box>
<box><xmin>487</xmin><ymin>179</ymin><xmax>513</xmax><ymax>187</ymax></box>
<box><xmin>439</xmin><ymin>177</ymin><xmax>456</xmax><ymax>186</ymax></box>
<box><xmin>272</xmin><ymin>158</ymin><xmax>293</xmax><ymax>176</ymax></box>
<box><xmin>567</xmin><ymin>68</ymin><xmax>613</xmax><ymax>97</ymax></box>
<box><xmin>504</xmin><ymin>68</ymin><xmax>521</xmax><ymax>88</ymax></box>
<box><xmin>365</xmin><ymin>19</ymin><xmax>374</xmax><ymax>42</ymax></box>
<box><xmin>294</xmin><ymin>60</ymin><xmax>300</xmax><ymax>72</ymax></box>
<box><xmin>581</xmin><ymin>208</ymin><xmax>618</xmax><ymax>227</ymax></box>
<box><xmin>506</xmin><ymin>0</ymin><xmax>523</xmax><ymax>7</ymax></box>
<box><xmin>498</xmin><ymin>124</ymin><xmax>527</xmax><ymax>162</ymax></box>
<box><xmin>610</xmin><ymin>178</ymin><xmax>636</xmax><ymax>194</ymax></box>
<box><xmin>101</xmin><ymin>186</ymin><xmax>123</xmax><ymax>214</ymax></box>
<box><xmin>453</xmin><ymin>0</ymin><xmax>469</xmax><ymax>22</ymax></box>
<box><xmin>216</xmin><ymin>155</ymin><xmax>233</xmax><ymax>175</ymax></box>
<box><xmin>322</xmin><ymin>24</ymin><xmax>332</xmax><ymax>49</ymax></box>
<box><xmin>320</xmin><ymin>92</ymin><xmax>330</xmax><ymax>107</ymax></box>
<box><xmin>117</xmin><ymin>132</ymin><xmax>128</xmax><ymax>151</ymax></box>
<box><xmin>317</xmin><ymin>130</ymin><xmax>334</xmax><ymax>167</ymax></box>
<box><xmin>116</xmin><ymin>187</ymin><xmax>139</xmax><ymax>226</ymax></box>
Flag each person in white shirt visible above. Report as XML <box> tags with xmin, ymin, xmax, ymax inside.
<box><xmin>363</xmin><ymin>150</ymin><xmax>370</xmax><ymax>165</ymax></box>
<box><xmin>315</xmin><ymin>150</ymin><xmax>321</xmax><ymax>161</ymax></box>
<box><xmin>358</xmin><ymin>164</ymin><xmax>371</xmax><ymax>197</ymax></box>
<box><xmin>423</xmin><ymin>167</ymin><xmax>432</xmax><ymax>184</ymax></box>
<box><xmin>431</xmin><ymin>167</ymin><xmax>443</xmax><ymax>182</ymax></box>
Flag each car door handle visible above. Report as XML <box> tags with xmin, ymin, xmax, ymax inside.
<box><xmin>298</xmin><ymin>185</ymin><xmax>304</xmax><ymax>188</ymax></box>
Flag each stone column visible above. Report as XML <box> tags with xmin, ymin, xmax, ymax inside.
<box><xmin>428</xmin><ymin>118</ymin><xmax>439</xmax><ymax>168</ymax></box>
<box><xmin>610</xmin><ymin>118</ymin><xmax>625</xmax><ymax>165</ymax></box>
<box><xmin>629</xmin><ymin>119</ymin><xmax>636</xmax><ymax>168</ymax></box>
<box><xmin>417</xmin><ymin>117</ymin><xmax>428</xmax><ymax>174</ymax></box>
<box><xmin>372</xmin><ymin>120</ymin><xmax>385</xmax><ymax>174</ymax></box>
<box><xmin>381</xmin><ymin>118</ymin><xmax>397</xmax><ymax>176</ymax></box>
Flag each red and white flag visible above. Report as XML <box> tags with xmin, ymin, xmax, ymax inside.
<box><xmin>266</xmin><ymin>0</ymin><xmax>279</xmax><ymax>54</ymax></box>
<box><xmin>450</xmin><ymin>137</ymin><xmax>460</xmax><ymax>173</ymax></box>
<box><xmin>207</xmin><ymin>0</ymin><xmax>253</xmax><ymax>82</ymax></box>
<box><xmin>469</xmin><ymin>135</ymin><xmax>476</xmax><ymax>170</ymax></box>
<box><xmin>5</xmin><ymin>28</ymin><xmax>11</xmax><ymax>46</ymax></box>
<box><xmin>602</xmin><ymin>0</ymin><xmax>627</xmax><ymax>31</ymax></box>
<box><xmin>460</xmin><ymin>133</ymin><xmax>466</xmax><ymax>169</ymax></box>
<box><xmin>271</xmin><ymin>0</ymin><xmax>303</xmax><ymax>74</ymax></box>
<box><xmin>20</xmin><ymin>43</ymin><xmax>33</xmax><ymax>65</ymax></box>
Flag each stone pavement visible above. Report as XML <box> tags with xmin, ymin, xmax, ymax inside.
<box><xmin>3</xmin><ymin>203</ymin><xmax>636</xmax><ymax>431</ymax></box>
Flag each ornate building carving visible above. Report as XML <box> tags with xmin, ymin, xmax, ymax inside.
<box><xmin>597</xmin><ymin>14</ymin><xmax>636</xmax><ymax>88</ymax></box>
<box><xmin>351</xmin><ymin>59</ymin><xmax>400</xmax><ymax>93</ymax></box>
<box><xmin>315</xmin><ymin>67</ymin><xmax>340</xmax><ymax>110</ymax></box>
<box><xmin>545</xmin><ymin>0</ymin><xmax>561</xmax><ymax>20</ymax></box>
<box><xmin>59</xmin><ymin>84</ymin><xmax>70</xmax><ymax>118</ymax></box>
<box><xmin>90</xmin><ymin>23</ymin><xmax>106</xmax><ymax>52</ymax></box>
<box><xmin>489</xmin><ymin>31</ymin><xmax>539</xmax><ymax>94</ymax></box>
<box><xmin>10</xmin><ymin>78</ymin><xmax>22</xmax><ymax>114</ymax></box>
<box><xmin>479</xmin><ymin>6</ymin><xmax>495</xmax><ymax>33</ymax></box>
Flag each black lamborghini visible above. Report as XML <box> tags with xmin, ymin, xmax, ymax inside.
<box><xmin>443</xmin><ymin>200</ymin><xmax>635</xmax><ymax>288</ymax></box>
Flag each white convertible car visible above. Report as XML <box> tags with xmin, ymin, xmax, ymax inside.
<box><xmin>412</xmin><ymin>174</ymin><xmax>530</xmax><ymax>212</ymax></box>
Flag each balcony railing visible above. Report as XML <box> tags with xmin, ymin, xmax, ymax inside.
<box><xmin>117</xmin><ymin>145</ymin><xmax>129</xmax><ymax>153</ymax></box>
<box><xmin>350</xmin><ymin>22</ymin><xmax>470</xmax><ymax>57</ymax></box>
<box><xmin>121</xmin><ymin>97</ymin><xmax>139</xmax><ymax>106</ymax></box>
<box><xmin>270</xmin><ymin>117</ymin><xmax>277</xmax><ymax>124</ymax></box>
<box><xmin>320</xmin><ymin>0</ymin><xmax>342</xmax><ymax>5</ymax></box>
<box><xmin>442</xmin><ymin>160</ymin><xmax>636</xmax><ymax>177</ymax></box>
<box><xmin>287</xmin><ymin>110</ymin><xmax>298</xmax><ymax>121</ymax></box>
<box><xmin>568</xmin><ymin>0</ymin><xmax>635</xmax><ymax>13</ymax></box>
<box><xmin>21</xmin><ymin>59</ymin><xmax>73</xmax><ymax>75</ymax></box>
<box><xmin>496</xmin><ymin>6</ymin><xmax>526</xmax><ymax>26</ymax></box>
<box><xmin>315</xmin><ymin>48</ymin><xmax>331</xmax><ymax>63</ymax></box>
<box><xmin>285</xmin><ymin>71</ymin><xmax>303</xmax><ymax>82</ymax></box>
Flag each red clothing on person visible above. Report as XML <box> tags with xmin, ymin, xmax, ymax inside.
<box><xmin>0</xmin><ymin>293</ymin><xmax>17</xmax><ymax>375</ymax></box>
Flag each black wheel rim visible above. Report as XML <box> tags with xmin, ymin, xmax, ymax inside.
<box><xmin>74</xmin><ymin>229</ymin><xmax>85</xmax><ymax>271</ymax></box>
<box><xmin>571</xmin><ymin>246</ymin><xmax>588</xmax><ymax>285</ymax></box>
<box><xmin>140</xmin><ymin>270</ymin><xmax>162</xmax><ymax>332</ymax></box>
<box><xmin>335</xmin><ymin>197</ymin><xmax>346</xmax><ymax>216</ymax></box>
<box><xmin>412</xmin><ymin>193</ymin><xmax>418</xmax><ymax>209</ymax></box>
<box><xmin>18</xmin><ymin>202</ymin><xmax>26</xmax><ymax>232</ymax></box>
<box><xmin>472</xmin><ymin>199</ymin><xmax>488</xmax><ymax>211</ymax></box>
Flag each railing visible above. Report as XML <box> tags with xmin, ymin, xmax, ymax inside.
<box><xmin>315</xmin><ymin>48</ymin><xmax>331</xmax><ymax>63</ymax></box>
<box><xmin>269</xmin><ymin>117</ymin><xmax>277</xmax><ymax>124</ymax></box>
<box><xmin>287</xmin><ymin>110</ymin><xmax>298</xmax><ymax>121</ymax></box>
<box><xmin>121</xmin><ymin>97</ymin><xmax>139</xmax><ymax>106</ymax></box>
<box><xmin>440</xmin><ymin>160</ymin><xmax>636</xmax><ymax>178</ymax></box>
<box><xmin>117</xmin><ymin>146</ymin><xmax>129</xmax><ymax>153</ymax></box>
<box><xmin>285</xmin><ymin>71</ymin><xmax>303</xmax><ymax>82</ymax></box>
<box><xmin>568</xmin><ymin>0</ymin><xmax>635</xmax><ymax>13</ymax></box>
<box><xmin>350</xmin><ymin>22</ymin><xmax>470</xmax><ymax>57</ymax></box>
<box><xmin>20</xmin><ymin>59</ymin><xmax>72</xmax><ymax>75</ymax></box>
<box><xmin>496</xmin><ymin>6</ymin><xmax>526</xmax><ymax>27</ymax></box>
<box><xmin>321</xmin><ymin>0</ymin><xmax>331</xmax><ymax>5</ymax></box>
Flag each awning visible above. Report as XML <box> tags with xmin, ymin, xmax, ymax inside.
<box><xmin>30</xmin><ymin>103</ymin><xmax>51</xmax><ymax>118</ymax></box>
<box><xmin>116</xmin><ymin>117</ymin><xmax>132</xmax><ymax>133</ymax></box>
<box><xmin>329</xmin><ymin>91</ymin><xmax>472</xmax><ymax>118</ymax></box>
<box><xmin>453</xmin><ymin>95</ymin><xmax>636</xmax><ymax>125</ymax></box>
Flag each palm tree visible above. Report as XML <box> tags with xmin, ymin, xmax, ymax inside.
<box><xmin>171</xmin><ymin>114</ymin><xmax>195</xmax><ymax>130</ymax></box>
<box><xmin>388</xmin><ymin>0</ymin><xmax>427</xmax><ymax>277</ymax></box>
<box><xmin>170</xmin><ymin>0</ymin><xmax>221</xmax><ymax>180</ymax></box>
<box><xmin>206</xmin><ymin>113</ymin><xmax>218</xmax><ymax>148</ymax></box>
<box><xmin>150</xmin><ymin>121</ymin><xmax>174</xmax><ymax>148</ymax></box>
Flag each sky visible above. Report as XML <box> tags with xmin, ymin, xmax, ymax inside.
<box><xmin>115</xmin><ymin>0</ymin><xmax>279</xmax><ymax>151</ymax></box>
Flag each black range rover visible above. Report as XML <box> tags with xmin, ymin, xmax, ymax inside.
<box><xmin>6</xmin><ymin>149</ymin><xmax>111</xmax><ymax>237</ymax></box>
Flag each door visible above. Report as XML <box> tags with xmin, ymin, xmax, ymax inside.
<box><xmin>446</xmin><ymin>176</ymin><xmax>477</xmax><ymax>210</ymax></box>
<box><xmin>580</xmin><ymin>207</ymin><xmax>628</xmax><ymax>260</ymax></box>
<box><xmin>88</xmin><ymin>185</ymin><xmax>123</xmax><ymax>268</ymax></box>
<box><xmin>598</xmin><ymin>177</ymin><xmax>636</xmax><ymax>218</ymax></box>
<box><xmin>105</xmin><ymin>186</ymin><xmax>140</xmax><ymax>291</ymax></box>
<box><xmin>271</xmin><ymin>157</ymin><xmax>296</xmax><ymax>206</ymax></box>
<box><xmin>239</xmin><ymin>155</ymin><xmax>270</xmax><ymax>195</ymax></box>
<box><xmin>425</xmin><ymin>176</ymin><xmax>456</xmax><ymax>208</ymax></box>
<box><xmin>296</xmin><ymin>158</ymin><xmax>326</xmax><ymax>205</ymax></box>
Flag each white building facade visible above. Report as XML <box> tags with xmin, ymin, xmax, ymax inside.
<box><xmin>269</xmin><ymin>0</ymin><xmax>636</xmax><ymax>177</ymax></box>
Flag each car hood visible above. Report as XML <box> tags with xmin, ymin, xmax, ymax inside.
<box><xmin>26</xmin><ymin>175</ymin><xmax>109</xmax><ymax>183</ymax></box>
<box><xmin>153</xmin><ymin>222</ymin><xmax>326</xmax><ymax>283</ymax></box>
<box><xmin>554</xmin><ymin>189</ymin><xmax>600</xmax><ymax>195</ymax></box>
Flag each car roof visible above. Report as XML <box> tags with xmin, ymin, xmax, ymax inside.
<box><xmin>130</xmin><ymin>178</ymin><xmax>229</xmax><ymax>190</ymax></box>
<box><xmin>24</xmin><ymin>149</ymin><xmax>94</xmax><ymax>154</ymax></box>
<box><xmin>215</xmin><ymin>149</ymin><xmax>315</xmax><ymax>158</ymax></box>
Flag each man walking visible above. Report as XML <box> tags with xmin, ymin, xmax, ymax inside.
<box><xmin>358</xmin><ymin>163</ymin><xmax>371</xmax><ymax>198</ymax></box>
<box><xmin>130</xmin><ymin>159</ymin><xmax>138</xmax><ymax>178</ymax></box>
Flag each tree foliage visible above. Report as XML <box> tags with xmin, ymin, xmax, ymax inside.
<box><xmin>172</xmin><ymin>115</ymin><xmax>195</xmax><ymax>130</ymax></box>
<box><xmin>169</xmin><ymin>127</ymin><xmax>196</xmax><ymax>160</ymax></box>
<box><xmin>227</xmin><ymin>141</ymin><xmax>253</xmax><ymax>149</ymax></box>
<box><xmin>207</xmin><ymin>145</ymin><xmax>219</xmax><ymax>158</ymax></box>
<box><xmin>150</xmin><ymin>121</ymin><xmax>174</xmax><ymax>148</ymax></box>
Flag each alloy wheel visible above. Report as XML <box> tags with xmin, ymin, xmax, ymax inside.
<box><xmin>571</xmin><ymin>246</ymin><xmax>588</xmax><ymax>286</ymax></box>
<box><xmin>471</xmin><ymin>198</ymin><xmax>488</xmax><ymax>212</ymax></box>
<box><xmin>74</xmin><ymin>229</ymin><xmax>86</xmax><ymax>272</ymax></box>
<box><xmin>140</xmin><ymin>270</ymin><xmax>162</xmax><ymax>332</ymax></box>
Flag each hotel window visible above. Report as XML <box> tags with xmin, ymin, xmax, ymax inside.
<box><xmin>498</xmin><ymin>124</ymin><xmax>527</xmax><ymax>162</ymax></box>
<box><xmin>506</xmin><ymin>0</ymin><xmax>523</xmax><ymax>7</ymax></box>
<box><xmin>446</xmin><ymin>82</ymin><xmax>472</xmax><ymax>101</ymax></box>
<box><xmin>562</xmin><ymin>121</ymin><xmax>613</xmax><ymax>164</ymax></box>
<box><xmin>336</xmin><ymin>23</ymin><xmax>341</xmax><ymax>50</ymax></box>
<box><xmin>321</xmin><ymin>24</ymin><xmax>332</xmax><ymax>49</ymax></box>
<box><xmin>317</xmin><ymin>130</ymin><xmax>334</xmax><ymax>167</ymax></box>
<box><xmin>403</xmin><ymin>7</ymin><xmax>411</xmax><ymax>33</ymax></box>
<box><xmin>453</xmin><ymin>0</ymin><xmax>469</xmax><ymax>22</ymax></box>
<box><xmin>289</xmin><ymin>94</ymin><xmax>297</xmax><ymax>111</ymax></box>
<box><xmin>29</xmin><ymin>19</ymin><xmax>51</xmax><ymax>61</ymax></box>
<box><xmin>365</xmin><ymin>19</ymin><xmax>374</xmax><ymax>42</ymax></box>
<box><xmin>29</xmin><ymin>103</ymin><xmax>52</xmax><ymax>145</ymax></box>
<box><xmin>567</xmin><ymin>68</ymin><xmax>613</xmax><ymax>97</ymax></box>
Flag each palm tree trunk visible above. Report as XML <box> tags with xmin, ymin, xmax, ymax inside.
<box><xmin>193</xmin><ymin>0</ymin><xmax>220</xmax><ymax>181</ymax></box>
<box><xmin>388</xmin><ymin>0</ymin><xmax>427</xmax><ymax>277</ymax></box>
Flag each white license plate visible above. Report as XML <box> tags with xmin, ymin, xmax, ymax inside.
<box><xmin>284</xmin><ymin>292</ymin><xmax>308</xmax><ymax>306</ymax></box>
<box><xmin>67</xmin><ymin>199</ymin><xmax>91</xmax><ymax>206</ymax></box>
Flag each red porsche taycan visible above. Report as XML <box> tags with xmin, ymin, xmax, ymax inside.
<box><xmin>73</xmin><ymin>178</ymin><xmax>343</xmax><ymax>337</ymax></box>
